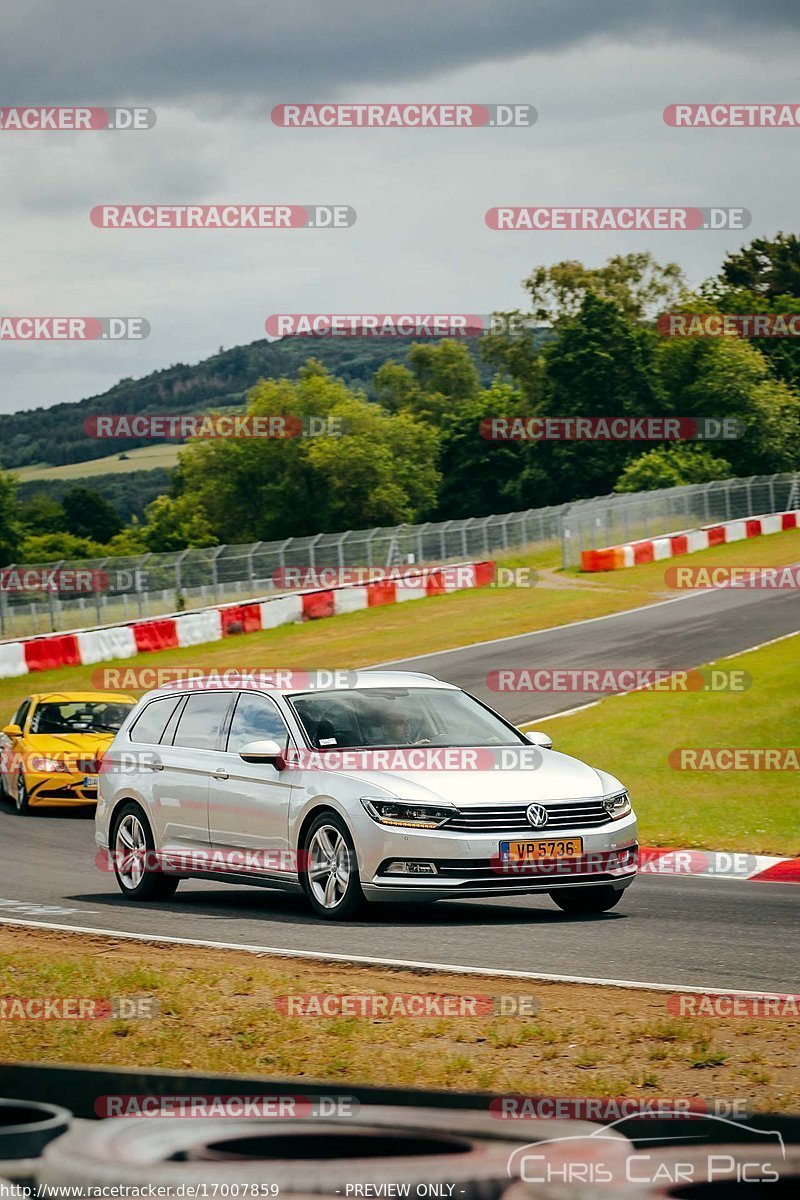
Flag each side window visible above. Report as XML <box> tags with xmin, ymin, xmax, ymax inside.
<box><xmin>129</xmin><ymin>696</ymin><xmax>182</xmax><ymax>744</ymax></box>
<box><xmin>172</xmin><ymin>692</ymin><xmax>233</xmax><ymax>751</ymax></box>
<box><xmin>227</xmin><ymin>692</ymin><xmax>290</xmax><ymax>754</ymax></box>
<box><xmin>13</xmin><ymin>699</ymin><xmax>31</xmax><ymax>730</ymax></box>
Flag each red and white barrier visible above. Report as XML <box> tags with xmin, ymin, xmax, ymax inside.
<box><xmin>640</xmin><ymin>845</ymin><xmax>800</xmax><ymax>884</ymax></box>
<box><xmin>0</xmin><ymin>560</ymin><xmax>495</xmax><ymax>678</ymax></box>
<box><xmin>581</xmin><ymin>510</ymin><xmax>799</xmax><ymax>572</ymax></box>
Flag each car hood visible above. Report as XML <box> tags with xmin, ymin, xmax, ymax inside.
<box><xmin>317</xmin><ymin>748</ymin><xmax>620</xmax><ymax>804</ymax></box>
<box><xmin>24</xmin><ymin>733</ymin><xmax>115</xmax><ymax>754</ymax></box>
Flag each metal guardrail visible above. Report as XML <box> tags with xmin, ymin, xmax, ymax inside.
<box><xmin>1</xmin><ymin>472</ymin><xmax>798</xmax><ymax>638</ymax></box>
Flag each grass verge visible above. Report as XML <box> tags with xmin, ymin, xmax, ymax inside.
<box><xmin>0</xmin><ymin>927</ymin><xmax>797</xmax><ymax>1109</ymax></box>
<box><xmin>523</xmin><ymin>635</ymin><xmax>800</xmax><ymax>855</ymax></box>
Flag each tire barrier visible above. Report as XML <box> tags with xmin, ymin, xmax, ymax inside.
<box><xmin>0</xmin><ymin>1098</ymin><xmax>72</xmax><ymax>1185</ymax></box>
<box><xmin>37</xmin><ymin>1108</ymin><xmax>613</xmax><ymax>1195</ymax></box>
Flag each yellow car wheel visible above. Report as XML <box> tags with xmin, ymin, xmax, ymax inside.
<box><xmin>15</xmin><ymin>773</ymin><xmax>31</xmax><ymax>815</ymax></box>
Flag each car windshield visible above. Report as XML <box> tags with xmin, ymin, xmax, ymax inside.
<box><xmin>288</xmin><ymin>687</ymin><xmax>526</xmax><ymax>750</ymax></box>
<box><xmin>29</xmin><ymin>701</ymin><xmax>134</xmax><ymax>735</ymax></box>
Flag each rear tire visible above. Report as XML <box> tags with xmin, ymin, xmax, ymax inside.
<box><xmin>550</xmin><ymin>885</ymin><xmax>624</xmax><ymax>914</ymax></box>
<box><xmin>300</xmin><ymin>812</ymin><xmax>366</xmax><ymax>920</ymax></box>
<box><xmin>111</xmin><ymin>802</ymin><xmax>179</xmax><ymax>901</ymax></box>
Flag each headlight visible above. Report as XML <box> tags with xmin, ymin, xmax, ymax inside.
<box><xmin>360</xmin><ymin>798</ymin><xmax>457</xmax><ymax>829</ymax></box>
<box><xmin>603</xmin><ymin>790</ymin><xmax>631</xmax><ymax>818</ymax></box>
<box><xmin>33</xmin><ymin>756</ymin><xmax>72</xmax><ymax>774</ymax></box>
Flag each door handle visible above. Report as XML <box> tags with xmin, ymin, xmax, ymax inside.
<box><xmin>213</xmin><ymin>768</ymin><xmax>229</xmax><ymax>780</ymax></box>
<box><xmin>148</xmin><ymin>756</ymin><xmax>164</xmax><ymax>771</ymax></box>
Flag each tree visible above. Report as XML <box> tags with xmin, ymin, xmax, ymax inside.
<box><xmin>19</xmin><ymin>531</ymin><xmax>106</xmax><ymax>562</ymax></box>
<box><xmin>524</xmin><ymin>253</ymin><xmax>686</xmax><ymax>324</ymax></box>
<box><xmin>19</xmin><ymin>493</ymin><xmax>67</xmax><ymax>535</ymax></box>
<box><xmin>0</xmin><ymin>469</ymin><xmax>22</xmax><ymax>565</ymax></box>
<box><xmin>62</xmin><ymin>486</ymin><xmax>122</xmax><ymax>542</ymax></box>
<box><xmin>614</xmin><ymin>445</ymin><xmax>731</xmax><ymax>493</ymax></box>
<box><xmin>141</xmin><ymin>494</ymin><xmax>217</xmax><ymax>552</ymax></box>
<box><xmin>720</xmin><ymin>232</ymin><xmax>800</xmax><ymax>300</ymax></box>
<box><xmin>172</xmin><ymin>363</ymin><xmax>441</xmax><ymax>540</ymax></box>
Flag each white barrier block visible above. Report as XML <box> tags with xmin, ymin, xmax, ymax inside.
<box><xmin>652</xmin><ymin>537</ymin><xmax>672</xmax><ymax>561</ymax></box>
<box><xmin>441</xmin><ymin>565</ymin><xmax>477</xmax><ymax>592</ymax></box>
<box><xmin>0</xmin><ymin>642</ymin><xmax>28</xmax><ymax>678</ymax></box>
<box><xmin>333</xmin><ymin>586</ymin><xmax>369</xmax><ymax>615</ymax></box>
<box><xmin>759</xmin><ymin>514</ymin><xmax>782</xmax><ymax>535</ymax></box>
<box><xmin>76</xmin><ymin>625</ymin><xmax>138</xmax><ymax>665</ymax></box>
<box><xmin>621</xmin><ymin>545</ymin><xmax>635</xmax><ymax>568</ymax></box>
<box><xmin>176</xmin><ymin>609</ymin><xmax>223</xmax><ymax>648</ymax></box>
<box><xmin>260</xmin><ymin>594</ymin><xmax>303</xmax><ymax>628</ymax></box>
<box><xmin>395</xmin><ymin>583</ymin><xmax>427</xmax><ymax>602</ymax></box>
<box><xmin>686</xmin><ymin>530</ymin><xmax>709</xmax><ymax>553</ymax></box>
<box><xmin>724</xmin><ymin>520</ymin><xmax>747</xmax><ymax>542</ymax></box>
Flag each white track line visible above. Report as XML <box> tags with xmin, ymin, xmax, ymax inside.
<box><xmin>0</xmin><ymin>915</ymin><xmax>791</xmax><ymax>999</ymax></box>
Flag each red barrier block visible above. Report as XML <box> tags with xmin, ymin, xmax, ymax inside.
<box><xmin>220</xmin><ymin>604</ymin><xmax>261</xmax><ymax>635</ymax></box>
<box><xmin>425</xmin><ymin>570</ymin><xmax>446</xmax><ymax>595</ymax></box>
<box><xmin>302</xmin><ymin>590</ymin><xmax>335</xmax><ymax>620</ymax></box>
<box><xmin>24</xmin><ymin>633</ymin><xmax>80</xmax><ymax>673</ymax></box>
<box><xmin>782</xmin><ymin>512</ymin><xmax>798</xmax><ymax>530</ymax></box>
<box><xmin>133</xmin><ymin>618</ymin><xmax>179</xmax><ymax>653</ymax></box>
<box><xmin>474</xmin><ymin>560</ymin><xmax>496</xmax><ymax>586</ymax></box>
<box><xmin>633</xmin><ymin>541</ymin><xmax>654</xmax><ymax>565</ymax></box>
<box><xmin>706</xmin><ymin>525</ymin><xmax>726</xmax><ymax>546</ymax></box>
<box><xmin>670</xmin><ymin>534</ymin><xmax>689</xmax><ymax>556</ymax></box>
<box><xmin>367</xmin><ymin>581</ymin><xmax>396</xmax><ymax>607</ymax></box>
<box><xmin>745</xmin><ymin>519</ymin><xmax>762</xmax><ymax>538</ymax></box>
<box><xmin>581</xmin><ymin>549</ymin><xmax>598</xmax><ymax>572</ymax></box>
<box><xmin>239</xmin><ymin>602</ymin><xmax>262</xmax><ymax>633</ymax></box>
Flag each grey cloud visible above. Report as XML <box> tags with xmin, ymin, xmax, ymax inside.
<box><xmin>3</xmin><ymin>1</ymin><xmax>800</xmax><ymax>106</ymax></box>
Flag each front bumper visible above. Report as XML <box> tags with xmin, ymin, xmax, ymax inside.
<box><xmin>26</xmin><ymin>772</ymin><xmax>99</xmax><ymax>807</ymax></box>
<box><xmin>357</xmin><ymin>813</ymin><xmax>639</xmax><ymax>901</ymax></box>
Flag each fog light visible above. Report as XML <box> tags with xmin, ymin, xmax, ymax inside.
<box><xmin>385</xmin><ymin>861</ymin><xmax>438</xmax><ymax>875</ymax></box>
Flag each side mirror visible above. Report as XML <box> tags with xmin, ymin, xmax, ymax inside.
<box><xmin>238</xmin><ymin>739</ymin><xmax>286</xmax><ymax>769</ymax></box>
<box><xmin>525</xmin><ymin>730</ymin><xmax>553</xmax><ymax>750</ymax></box>
<box><xmin>2</xmin><ymin>724</ymin><xmax>22</xmax><ymax>739</ymax></box>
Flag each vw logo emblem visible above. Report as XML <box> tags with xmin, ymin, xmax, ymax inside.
<box><xmin>526</xmin><ymin>803</ymin><xmax>548</xmax><ymax>829</ymax></box>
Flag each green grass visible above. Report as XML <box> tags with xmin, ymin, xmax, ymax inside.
<box><xmin>523</xmin><ymin>636</ymin><xmax>800</xmax><ymax>855</ymax></box>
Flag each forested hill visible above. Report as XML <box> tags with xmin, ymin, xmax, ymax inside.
<box><xmin>0</xmin><ymin>335</ymin><xmax>491</xmax><ymax>470</ymax></box>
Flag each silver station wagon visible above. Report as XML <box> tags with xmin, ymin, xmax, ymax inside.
<box><xmin>95</xmin><ymin>671</ymin><xmax>638</xmax><ymax>920</ymax></box>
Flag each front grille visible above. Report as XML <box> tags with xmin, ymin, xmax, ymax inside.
<box><xmin>444</xmin><ymin>798</ymin><xmax>612</xmax><ymax>834</ymax></box>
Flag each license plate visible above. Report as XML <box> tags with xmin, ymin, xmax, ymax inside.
<box><xmin>500</xmin><ymin>837</ymin><xmax>584</xmax><ymax>862</ymax></box>
<box><xmin>82</xmin><ymin>775</ymin><xmax>99</xmax><ymax>789</ymax></box>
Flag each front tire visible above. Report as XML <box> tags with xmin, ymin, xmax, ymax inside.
<box><xmin>111</xmin><ymin>802</ymin><xmax>179</xmax><ymax>901</ymax></box>
<box><xmin>15</xmin><ymin>774</ymin><xmax>31</xmax><ymax>814</ymax></box>
<box><xmin>300</xmin><ymin>812</ymin><xmax>365</xmax><ymax>920</ymax></box>
<box><xmin>550</xmin><ymin>885</ymin><xmax>625</xmax><ymax>914</ymax></box>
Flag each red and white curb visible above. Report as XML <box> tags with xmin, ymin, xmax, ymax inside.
<box><xmin>581</xmin><ymin>510</ymin><xmax>799</xmax><ymax>572</ymax></box>
<box><xmin>0</xmin><ymin>560</ymin><xmax>495</xmax><ymax>679</ymax></box>
<box><xmin>640</xmin><ymin>845</ymin><xmax>800</xmax><ymax>883</ymax></box>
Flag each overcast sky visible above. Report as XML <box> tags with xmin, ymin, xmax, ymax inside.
<box><xmin>2</xmin><ymin>0</ymin><xmax>800</xmax><ymax>415</ymax></box>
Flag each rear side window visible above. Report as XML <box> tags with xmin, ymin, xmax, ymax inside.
<box><xmin>172</xmin><ymin>691</ymin><xmax>233</xmax><ymax>751</ymax></box>
<box><xmin>129</xmin><ymin>696</ymin><xmax>182</xmax><ymax>744</ymax></box>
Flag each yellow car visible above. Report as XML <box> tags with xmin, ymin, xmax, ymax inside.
<box><xmin>1</xmin><ymin>691</ymin><xmax>136</xmax><ymax>814</ymax></box>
